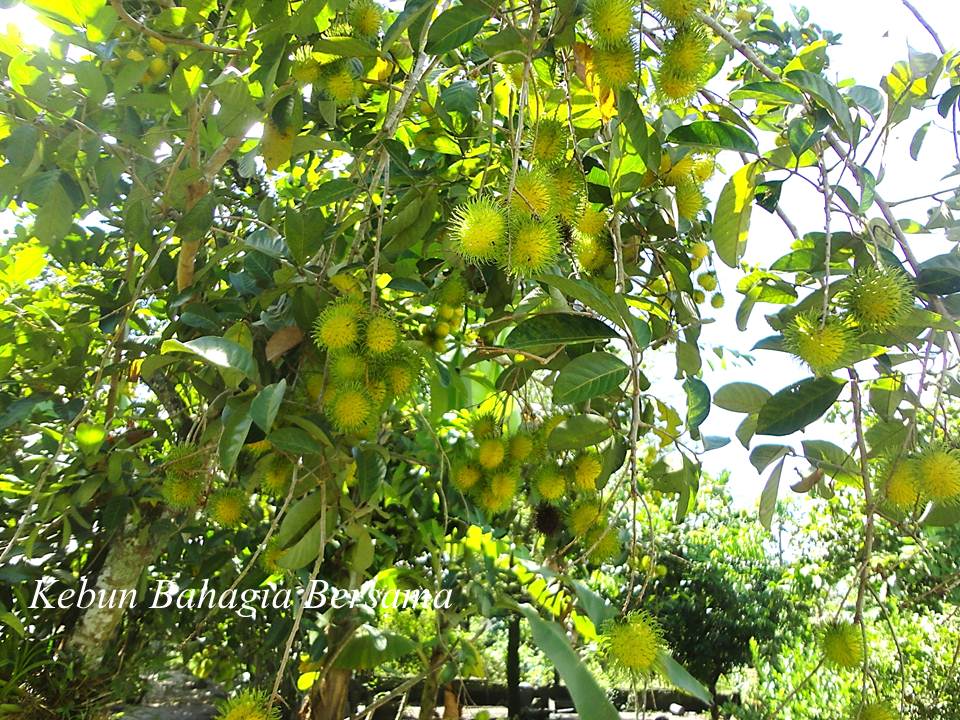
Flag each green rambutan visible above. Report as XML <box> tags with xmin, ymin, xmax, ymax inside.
<box><xmin>479</xmin><ymin>469</ymin><xmax>518</xmax><ymax>513</ymax></box>
<box><xmin>675</xmin><ymin>178</ymin><xmax>706</xmax><ymax>219</ymax></box>
<box><xmin>575</xmin><ymin>205</ymin><xmax>608</xmax><ymax>238</ymax></box>
<box><xmin>568</xmin><ymin>499</ymin><xmax>601</xmax><ymax>535</ymax></box>
<box><xmin>347</xmin><ymin>0</ymin><xmax>382</xmax><ymax>38</ymax></box>
<box><xmin>650</xmin><ymin>0</ymin><xmax>709</xmax><ymax>26</ymax></box>
<box><xmin>854</xmin><ymin>701</ymin><xmax>898</xmax><ymax>720</ymax></box>
<box><xmin>161</xmin><ymin>474</ymin><xmax>204</xmax><ymax>510</ymax></box>
<box><xmin>602</xmin><ymin>612</ymin><xmax>663</xmax><ymax>676</ymax></box>
<box><xmin>534</xmin><ymin>465</ymin><xmax>567</xmax><ymax>502</ymax></box>
<box><xmin>661</xmin><ymin>27</ymin><xmax>711</xmax><ymax>80</ymax></box>
<box><xmin>784</xmin><ymin>313</ymin><xmax>859</xmax><ymax>376</ymax></box>
<box><xmin>877</xmin><ymin>459</ymin><xmax>921</xmax><ymax>511</ymax></box>
<box><xmin>329</xmin><ymin>351</ymin><xmax>368</xmax><ymax>384</ymax></box>
<box><xmin>841</xmin><ymin>265</ymin><xmax>914</xmax><ymax>332</ymax></box>
<box><xmin>313</xmin><ymin>300</ymin><xmax>367</xmax><ymax>351</ymax></box>
<box><xmin>365</xmin><ymin>313</ymin><xmax>400</xmax><ymax>355</ymax></box>
<box><xmin>821</xmin><ymin>620</ymin><xmax>864</xmax><ymax>668</ymax></box>
<box><xmin>325</xmin><ymin>383</ymin><xmax>375</xmax><ymax>433</ymax></box>
<box><xmin>528</xmin><ymin>119</ymin><xmax>569</xmax><ymax>165</ymax></box>
<box><xmin>207</xmin><ymin>488</ymin><xmax>248</xmax><ymax>528</ymax></box>
<box><xmin>255</xmin><ymin>454</ymin><xmax>294</xmax><ymax>497</ymax></box>
<box><xmin>510</xmin><ymin>168</ymin><xmax>556</xmax><ymax>217</ymax></box>
<box><xmin>470</xmin><ymin>411</ymin><xmax>502</xmax><ymax>439</ymax></box>
<box><xmin>586</xmin><ymin>0</ymin><xmax>634</xmax><ymax>47</ymax></box>
<box><xmin>549</xmin><ymin>165</ymin><xmax>585</xmax><ymax>222</ymax></box>
<box><xmin>574</xmin><ymin>233</ymin><xmax>613</xmax><ymax>274</ymax></box>
<box><xmin>450</xmin><ymin>197</ymin><xmax>507</xmax><ymax>263</ymax></box>
<box><xmin>477</xmin><ymin>437</ymin><xmax>507</xmax><ymax>470</ymax></box>
<box><xmin>318</xmin><ymin>62</ymin><xmax>357</xmax><ymax>105</ymax></box>
<box><xmin>571</xmin><ymin>451</ymin><xmax>603</xmax><ymax>492</ymax></box>
<box><xmin>215</xmin><ymin>690</ymin><xmax>280</xmax><ymax>720</ymax></box>
<box><xmin>585</xmin><ymin>524</ymin><xmax>621</xmax><ymax>563</ymax></box>
<box><xmin>593</xmin><ymin>41</ymin><xmax>636</xmax><ymax>89</ymax></box>
<box><xmin>916</xmin><ymin>445</ymin><xmax>960</xmax><ymax>503</ymax></box>
<box><xmin>451</xmin><ymin>461</ymin><xmax>482</xmax><ymax>492</ymax></box>
<box><xmin>655</xmin><ymin>61</ymin><xmax>705</xmax><ymax>101</ymax></box>
<box><xmin>502</xmin><ymin>215</ymin><xmax>560</xmax><ymax>278</ymax></box>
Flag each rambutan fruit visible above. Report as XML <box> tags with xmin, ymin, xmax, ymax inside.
<box><xmin>164</xmin><ymin>444</ymin><xmax>207</xmax><ymax>481</ymax></box>
<box><xmin>821</xmin><ymin>620</ymin><xmax>864</xmax><ymax>668</ymax></box>
<box><xmin>674</xmin><ymin>178</ymin><xmax>706</xmax><ymax>219</ymax></box>
<box><xmin>575</xmin><ymin>205</ymin><xmax>608</xmax><ymax>238</ymax></box>
<box><xmin>313</xmin><ymin>300</ymin><xmax>366</xmax><ymax>351</ymax></box>
<box><xmin>854</xmin><ymin>701</ymin><xmax>898</xmax><ymax>720</ymax></box>
<box><xmin>585</xmin><ymin>524</ymin><xmax>621</xmax><ymax>564</ymax></box>
<box><xmin>877</xmin><ymin>459</ymin><xmax>921</xmax><ymax>511</ymax></box>
<box><xmin>662</xmin><ymin>154</ymin><xmax>696</xmax><ymax>186</ymax></box>
<box><xmin>571</xmin><ymin>451</ymin><xmax>603</xmax><ymax>492</ymax></box>
<box><xmin>382</xmin><ymin>353</ymin><xmax>420</xmax><ymax>399</ymax></box>
<box><xmin>528</xmin><ymin>119</ymin><xmax>569</xmax><ymax>165</ymax></box>
<box><xmin>365</xmin><ymin>377</ymin><xmax>388</xmax><ymax>405</ymax></box>
<box><xmin>661</xmin><ymin>27</ymin><xmax>711</xmax><ymax>80</ymax></box>
<box><xmin>161</xmin><ymin>474</ymin><xmax>204</xmax><ymax>510</ymax></box>
<box><xmin>439</xmin><ymin>275</ymin><xmax>469</xmax><ymax>305</ymax></box>
<box><xmin>451</xmin><ymin>197</ymin><xmax>507</xmax><ymax>262</ymax></box>
<box><xmin>260</xmin><ymin>539</ymin><xmax>286</xmax><ymax>574</ymax></box>
<box><xmin>690</xmin><ymin>241</ymin><xmax>710</xmax><ymax>259</ymax></box>
<box><xmin>841</xmin><ymin>265</ymin><xmax>914</xmax><ymax>333</ymax></box>
<box><xmin>711</xmin><ymin>293</ymin><xmax>725</xmax><ymax>309</ymax></box>
<box><xmin>693</xmin><ymin>155</ymin><xmax>716</xmax><ymax>181</ymax></box>
<box><xmin>574</xmin><ymin>233</ymin><xmax>613</xmax><ymax>274</ymax></box>
<box><xmin>365</xmin><ymin>313</ymin><xmax>400</xmax><ymax>355</ymax></box>
<box><xmin>593</xmin><ymin>41</ymin><xmax>636</xmax><ymax>89</ymax></box>
<box><xmin>697</xmin><ymin>272</ymin><xmax>718</xmax><ymax>291</ymax></box>
<box><xmin>347</xmin><ymin>0</ymin><xmax>382</xmax><ymax>38</ymax></box>
<box><xmin>207</xmin><ymin>488</ymin><xmax>248</xmax><ymax>528</ymax></box>
<box><xmin>329</xmin><ymin>351</ymin><xmax>368</xmax><ymax>384</ymax></box>
<box><xmin>568</xmin><ymin>499</ymin><xmax>602</xmax><ymax>536</ymax></box>
<box><xmin>534</xmin><ymin>465</ymin><xmax>567</xmax><ymax>501</ymax></box>
<box><xmin>503</xmin><ymin>215</ymin><xmax>561</xmax><ymax>277</ymax></box>
<box><xmin>602</xmin><ymin>612</ymin><xmax>663</xmax><ymax>676</ymax></box>
<box><xmin>477</xmin><ymin>437</ymin><xmax>507</xmax><ymax>470</ymax></box>
<box><xmin>510</xmin><ymin>168</ymin><xmax>556</xmax><ymax>217</ymax></box>
<box><xmin>534</xmin><ymin>503</ymin><xmax>563</xmax><ymax>535</ymax></box>
<box><xmin>325</xmin><ymin>383</ymin><xmax>374</xmax><ymax>433</ymax></box>
<box><xmin>509</xmin><ymin>433</ymin><xmax>536</xmax><ymax>462</ymax></box>
<box><xmin>916</xmin><ymin>446</ymin><xmax>960</xmax><ymax>503</ymax></box>
<box><xmin>215</xmin><ymin>690</ymin><xmax>280</xmax><ymax>720</ymax></box>
<box><xmin>650</xmin><ymin>0</ymin><xmax>709</xmax><ymax>26</ymax></box>
<box><xmin>451</xmin><ymin>461</ymin><xmax>482</xmax><ymax>492</ymax></box>
<box><xmin>470</xmin><ymin>411</ymin><xmax>502</xmax><ymax>440</ymax></box>
<box><xmin>784</xmin><ymin>313</ymin><xmax>858</xmax><ymax>376</ymax></box>
<box><xmin>655</xmin><ymin>62</ymin><xmax>704</xmax><ymax>101</ymax></box>
<box><xmin>255</xmin><ymin>454</ymin><xmax>294</xmax><ymax>497</ymax></box>
<box><xmin>330</xmin><ymin>272</ymin><xmax>363</xmax><ymax>297</ymax></box>
<box><xmin>549</xmin><ymin>165</ymin><xmax>585</xmax><ymax>222</ymax></box>
<box><xmin>586</xmin><ymin>0</ymin><xmax>634</xmax><ymax>47</ymax></box>
<box><xmin>479</xmin><ymin>470</ymin><xmax>518</xmax><ymax>513</ymax></box>
<box><xmin>318</xmin><ymin>62</ymin><xmax>357</xmax><ymax>105</ymax></box>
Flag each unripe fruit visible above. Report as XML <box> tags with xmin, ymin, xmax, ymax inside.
<box><xmin>568</xmin><ymin>499</ymin><xmax>601</xmax><ymax>536</ymax></box>
<box><xmin>571</xmin><ymin>452</ymin><xmax>603</xmax><ymax>492</ymax></box>
<box><xmin>451</xmin><ymin>198</ymin><xmax>506</xmax><ymax>262</ymax></box>
<box><xmin>510</xmin><ymin>169</ymin><xmax>555</xmax><ymax>217</ymax></box>
<box><xmin>207</xmin><ymin>488</ymin><xmax>248</xmax><ymax>528</ymax></box>
<box><xmin>916</xmin><ymin>447</ymin><xmax>960</xmax><ymax>503</ymax></box>
<box><xmin>435</xmin><ymin>321</ymin><xmax>451</xmax><ymax>336</ymax></box>
<box><xmin>711</xmin><ymin>293</ymin><xmax>725</xmax><ymax>309</ymax></box>
<box><xmin>314</xmin><ymin>301</ymin><xmax>366</xmax><ymax>351</ymax></box>
<box><xmin>477</xmin><ymin>438</ymin><xmax>506</xmax><ymax>469</ymax></box>
<box><xmin>784</xmin><ymin>313</ymin><xmax>858</xmax><ymax>376</ymax></box>
<box><xmin>438</xmin><ymin>304</ymin><xmax>455</xmax><ymax>320</ymax></box>
<box><xmin>365</xmin><ymin>314</ymin><xmax>400</xmax><ymax>355</ymax></box>
<box><xmin>534</xmin><ymin>466</ymin><xmax>566</xmax><ymax>501</ymax></box>
<box><xmin>821</xmin><ymin>620</ymin><xmax>864</xmax><ymax>668</ymax></box>
<box><xmin>841</xmin><ymin>265</ymin><xmax>914</xmax><ymax>332</ymax></box>
<box><xmin>697</xmin><ymin>273</ymin><xmax>717</xmax><ymax>291</ymax></box>
<box><xmin>503</xmin><ymin>216</ymin><xmax>561</xmax><ymax>277</ymax></box>
<box><xmin>690</xmin><ymin>241</ymin><xmax>710</xmax><ymax>259</ymax></box>
<box><xmin>603</xmin><ymin>612</ymin><xmax>662</xmax><ymax>675</ymax></box>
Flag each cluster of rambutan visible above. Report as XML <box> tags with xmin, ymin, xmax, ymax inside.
<box><xmin>650</xmin><ymin>0</ymin><xmax>714</xmax><ymax>102</ymax></box>
<box><xmin>215</xmin><ymin>689</ymin><xmax>279</xmax><ymax>720</ymax></box>
<box><xmin>782</xmin><ymin>264</ymin><xmax>916</xmax><ymax>376</ymax></box>
<box><xmin>160</xmin><ymin>444</ymin><xmax>253</xmax><ymax>528</ymax></box>
<box><xmin>657</xmin><ymin>151</ymin><xmax>716</xmax><ymax>223</ymax></box>
<box><xmin>876</xmin><ymin>445</ymin><xmax>960</xmax><ymax>512</ymax></box>
<box><xmin>584</xmin><ymin>0</ymin><xmax>637</xmax><ymax>90</ymax></box>
<box><xmin>312</xmin><ymin>298</ymin><xmax>421</xmax><ymax>436</ymax></box>
<box><xmin>450</xmin><ymin>121</ymin><xmax>613</xmax><ymax>279</ymax></box>
<box><xmin>418</xmin><ymin>274</ymin><xmax>469</xmax><ymax>353</ymax></box>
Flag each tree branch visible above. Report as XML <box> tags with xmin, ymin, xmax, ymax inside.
<box><xmin>109</xmin><ymin>0</ymin><xmax>242</xmax><ymax>55</ymax></box>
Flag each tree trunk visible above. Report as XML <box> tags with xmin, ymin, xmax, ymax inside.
<box><xmin>441</xmin><ymin>684</ymin><xmax>460</xmax><ymax>720</ymax></box>
<box><xmin>709</xmin><ymin>679</ymin><xmax>720</xmax><ymax>720</ymax></box>
<box><xmin>64</xmin><ymin>520</ymin><xmax>162</xmax><ymax>667</ymax></box>
<box><xmin>418</xmin><ymin>645</ymin><xmax>444</xmax><ymax>720</ymax></box>
<box><xmin>506</xmin><ymin>615</ymin><xmax>521</xmax><ymax>719</ymax></box>
<box><xmin>303</xmin><ymin>668</ymin><xmax>352</xmax><ymax>720</ymax></box>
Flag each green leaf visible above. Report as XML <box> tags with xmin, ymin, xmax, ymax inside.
<box><xmin>75</xmin><ymin>423</ymin><xmax>105</xmax><ymax>453</ymax></box>
<box><xmin>683</xmin><ymin>377</ymin><xmax>711</xmax><ymax>434</ymax></box>
<box><xmin>276</xmin><ymin>490</ymin><xmax>325</xmax><ymax>547</ymax></box>
<box><xmin>730</xmin><ymin>81</ymin><xmax>804</xmax><ymax>104</ymax></box>
<box><xmin>656</xmin><ymin>650</ymin><xmax>713</xmax><ymax>705</ymax></box>
<box><xmin>712</xmin><ymin>162</ymin><xmax>759</xmax><ymax>268</ymax></box>
<box><xmin>251</xmin><ymin>380</ymin><xmax>286</xmax><ymax>434</ymax></box>
<box><xmin>424</xmin><ymin>3</ymin><xmax>490</xmax><ymax>54</ymax></box>
<box><xmin>175</xmin><ymin>193</ymin><xmax>216</xmax><ymax>242</ymax></box>
<box><xmin>278</xmin><ymin>520</ymin><xmax>324</xmax><ymax>570</ymax></box>
<box><xmin>553</xmin><ymin>352</ymin><xmax>629</xmax><ymax>405</ymax></box>
<box><xmin>755</xmin><ymin>377</ymin><xmax>846</xmax><ymax>437</ymax></box>
<box><xmin>519</xmin><ymin>605</ymin><xmax>620</xmax><ymax>720</ymax></box>
<box><xmin>313</xmin><ymin>36</ymin><xmax>382</xmax><ymax>57</ymax></box>
<box><xmin>332</xmin><ymin>626</ymin><xmax>416</xmax><ymax>669</ymax></box>
<box><xmin>219</xmin><ymin>400</ymin><xmax>252</xmax><ymax>474</ymax></box>
<box><xmin>713</xmin><ymin>382</ymin><xmax>772</xmax><ymax>413</ymax></box>
<box><xmin>161</xmin><ymin>336</ymin><xmax>259</xmax><ymax>382</ymax></box>
<box><xmin>749</xmin><ymin>444</ymin><xmax>791</xmax><ymax>473</ymax></box>
<box><xmin>267</xmin><ymin>427</ymin><xmax>322</xmax><ymax>456</ymax></box>
<box><xmin>667</xmin><ymin>121</ymin><xmax>758</xmax><ymax>154</ymax></box>
<box><xmin>547</xmin><ymin>414</ymin><xmax>612</xmax><ymax>450</ymax></box>
<box><xmin>537</xmin><ymin>274</ymin><xmax>649</xmax><ymax>346</ymax></box>
<box><xmin>505</xmin><ymin>313</ymin><xmax>620</xmax><ymax>354</ymax></box>
<box><xmin>786</xmin><ymin>70</ymin><xmax>855</xmax><ymax>140</ymax></box>
<box><xmin>759</xmin><ymin>458</ymin><xmax>785</xmax><ymax>529</ymax></box>
<box><xmin>917</xmin><ymin>253</ymin><xmax>960</xmax><ymax>295</ymax></box>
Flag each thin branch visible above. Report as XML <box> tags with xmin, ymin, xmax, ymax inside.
<box><xmin>109</xmin><ymin>0</ymin><xmax>242</xmax><ymax>55</ymax></box>
<box><xmin>901</xmin><ymin>0</ymin><xmax>947</xmax><ymax>54</ymax></box>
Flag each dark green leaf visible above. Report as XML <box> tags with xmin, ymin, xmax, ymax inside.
<box><xmin>714</xmin><ymin>382</ymin><xmax>773</xmax><ymax>413</ymax></box>
<box><xmin>160</xmin><ymin>336</ymin><xmax>259</xmax><ymax>382</ymax></box>
<box><xmin>553</xmin><ymin>352</ymin><xmax>629</xmax><ymax>405</ymax></box>
<box><xmin>505</xmin><ymin>313</ymin><xmax>620</xmax><ymax>353</ymax></box>
<box><xmin>917</xmin><ymin>253</ymin><xmax>960</xmax><ymax>295</ymax></box>
<box><xmin>668</xmin><ymin>121</ymin><xmax>758</xmax><ymax>154</ymax></box>
<box><xmin>424</xmin><ymin>3</ymin><xmax>490</xmax><ymax>54</ymax></box>
<box><xmin>755</xmin><ymin>377</ymin><xmax>846</xmax><ymax>437</ymax></box>
<box><xmin>251</xmin><ymin>380</ymin><xmax>286</xmax><ymax>434</ymax></box>
<box><xmin>683</xmin><ymin>377</ymin><xmax>710</xmax><ymax>434</ymax></box>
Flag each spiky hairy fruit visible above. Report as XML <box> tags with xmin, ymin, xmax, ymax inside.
<box><xmin>675</xmin><ymin>179</ymin><xmax>706</xmax><ymax>219</ymax></box>
<box><xmin>534</xmin><ymin>503</ymin><xmax>563</xmax><ymax>535</ymax></box>
<box><xmin>690</xmin><ymin>241</ymin><xmax>710</xmax><ymax>259</ymax></box>
<box><xmin>161</xmin><ymin>474</ymin><xmax>204</xmax><ymax>510</ymax></box>
<box><xmin>698</xmin><ymin>273</ymin><xmax>718</xmax><ymax>291</ymax></box>
<box><xmin>662</xmin><ymin>154</ymin><xmax>695</xmax><ymax>186</ymax></box>
<box><xmin>255</xmin><ymin>454</ymin><xmax>294</xmax><ymax>497</ymax></box>
<box><xmin>878</xmin><ymin>459</ymin><xmax>921</xmax><ymax>510</ymax></box>
<box><xmin>260</xmin><ymin>539</ymin><xmax>286</xmax><ymax>574</ymax></box>
<box><xmin>535</xmin><ymin>466</ymin><xmax>567</xmax><ymax>501</ymax></box>
<box><xmin>165</xmin><ymin>444</ymin><xmax>207</xmax><ymax>481</ymax></box>
<box><xmin>651</xmin><ymin>0</ymin><xmax>709</xmax><ymax>26</ymax></box>
<box><xmin>207</xmin><ymin>488</ymin><xmax>248</xmax><ymax>528</ymax></box>
<box><xmin>451</xmin><ymin>197</ymin><xmax>507</xmax><ymax>262</ymax></box>
<box><xmin>509</xmin><ymin>433</ymin><xmax>535</xmax><ymax>462</ymax></box>
<box><xmin>586</xmin><ymin>524</ymin><xmax>621</xmax><ymax>563</ymax></box>
<box><xmin>347</xmin><ymin>0</ymin><xmax>382</xmax><ymax>38</ymax></box>
<box><xmin>325</xmin><ymin>383</ymin><xmax>374</xmax><ymax>433</ymax></box>
<box><xmin>571</xmin><ymin>452</ymin><xmax>603</xmax><ymax>492</ymax></box>
<box><xmin>510</xmin><ymin>168</ymin><xmax>555</xmax><ymax>217</ymax></box>
<box><xmin>662</xmin><ymin>27</ymin><xmax>711</xmax><ymax>80</ymax></box>
<box><xmin>842</xmin><ymin>265</ymin><xmax>914</xmax><ymax>332</ymax></box>
<box><xmin>593</xmin><ymin>41</ymin><xmax>636</xmax><ymax>89</ymax></box>
<box><xmin>586</xmin><ymin>0</ymin><xmax>634</xmax><ymax>47</ymax></box>
<box><xmin>528</xmin><ymin>119</ymin><xmax>569</xmax><ymax>165</ymax></box>
<box><xmin>655</xmin><ymin>62</ymin><xmax>704</xmax><ymax>101</ymax></box>
<box><xmin>821</xmin><ymin>620</ymin><xmax>864</xmax><ymax>668</ymax></box>
<box><xmin>503</xmin><ymin>216</ymin><xmax>561</xmax><ymax>277</ymax></box>
<box><xmin>365</xmin><ymin>377</ymin><xmax>388</xmax><ymax>405</ymax></box>
<box><xmin>470</xmin><ymin>411</ymin><xmax>502</xmax><ymax>439</ymax></box>
<box><xmin>479</xmin><ymin>470</ymin><xmax>518</xmax><ymax>513</ymax></box>
<box><xmin>549</xmin><ymin>165</ymin><xmax>585</xmax><ymax>221</ymax></box>
<box><xmin>854</xmin><ymin>702</ymin><xmax>898</xmax><ymax>720</ymax></box>
<box><xmin>365</xmin><ymin>314</ymin><xmax>400</xmax><ymax>355</ymax></box>
<box><xmin>574</xmin><ymin>233</ymin><xmax>613</xmax><ymax>274</ymax></box>
<box><xmin>576</xmin><ymin>205</ymin><xmax>608</xmax><ymax>237</ymax></box>
<box><xmin>329</xmin><ymin>351</ymin><xmax>368</xmax><ymax>384</ymax></box>
<box><xmin>319</xmin><ymin>62</ymin><xmax>356</xmax><ymax>105</ymax></box>
<box><xmin>383</xmin><ymin>354</ymin><xmax>419</xmax><ymax>398</ymax></box>
<box><xmin>784</xmin><ymin>313</ymin><xmax>858</xmax><ymax>376</ymax></box>
<box><xmin>693</xmin><ymin>156</ymin><xmax>716</xmax><ymax>181</ymax></box>
<box><xmin>330</xmin><ymin>272</ymin><xmax>363</xmax><ymax>297</ymax></box>
<box><xmin>477</xmin><ymin>437</ymin><xmax>507</xmax><ymax>470</ymax></box>
<box><xmin>314</xmin><ymin>300</ymin><xmax>366</xmax><ymax>351</ymax></box>
<box><xmin>439</xmin><ymin>275</ymin><xmax>468</xmax><ymax>305</ymax></box>
<box><xmin>603</xmin><ymin>612</ymin><xmax>663</xmax><ymax>676</ymax></box>
<box><xmin>568</xmin><ymin>499</ymin><xmax>601</xmax><ymax>536</ymax></box>
<box><xmin>216</xmin><ymin>690</ymin><xmax>280</xmax><ymax>720</ymax></box>
<box><xmin>916</xmin><ymin>446</ymin><xmax>960</xmax><ymax>503</ymax></box>
<box><xmin>450</xmin><ymin>461</ymin><xmax>482</xmax><ymax>492</ymax></box>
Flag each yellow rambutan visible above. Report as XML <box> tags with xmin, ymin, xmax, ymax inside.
<box><xmin>585</xmin><ymin>524</ymin><xmax>621</xmax><ymax>564</ymax></box>
<box><xmin>161</xmin><ymin>474</ymin><xmax>204</xmax><ymax>510</ymax></box>
<box><xmin>470</xmin><ymin>411</ymin><xmax>502</xmax><ymax>439</ymax></box>
<box><xmin>330</xmin><ymin>272</ymin><xmax>363</xmax><ymax>297</ymax></box>
<box><xmin>575</xmin><ymin>205</ymin><xmax>608</xmax><ymax>237</ymax></box>
<box><xmin>663</xmin><ymin>154</ymin><xmax>696</xmax><ymax>186</ymax></box>
<box><xmin>325</xmin><ymin>383</ymin><xmax>374</xmax><ymax>433</ymax></box>
<box><xmin>821</xmin><ymin>620</ymin><xmax>864</xmax><ymax>668</ymax></box>
<box><xmin>603</xmin><ymin>612</ymin><xmax>663</xmax><ymax>676</ymax></box>
<box><xmin>510</xmin><ymin>168</ymin><xmax>556</xmax><ymax>217</ymax></box>
<box><xmin>318</xmin><ymin>62</ymin><xmax>357</xmax><ymax>105</ymax></box>
<box><xmin>528</xmin><ymin>119</ymin><xmax>569</xmax><ymax>165</ymax></box>
<box><xmin>690</xmin><ymin>241</ymin><xmax>710</xmax><ymax>259</ymax></box>
<box><xmin>365</xmin><ymin>314</ymin><xmax>400</xmax><ymax>355</ymax></box>
<box><xmin>574</xmin><ymin>233</ymin><xmax>613</xmax><ymax>274</ymax></box>
<box><xmin>878</xmin><ymin>459</ymin><xmax>921</xmax><ymax>511</ymax></box>
<box><xmin>841</xmin><ymin>265</ymin><xmax>914</xmax><ymax>333</ymax></box>
<box><xmin>347</xmin><ymin>0</ymin><xmax>382</xmax><ymax>38</ymax></box>
<box><xmin>207</xmin><ymin>488</ymin><xmax>248</xmax><ymax>528</ymax></box>
<box><xmin>329</xmin><ymin>351</ymin><xmax>368</xmax><ymax>384</ymax></box>
<box><xmin>451</xmin><ymin>461</ymin><xmax>482</xmax><ymax>492</ymax></box>
<box><xmin>549</xmin><ymin>165</ymin><xmax>585</xmax><ymax>222</ymax></box>
<box><xmin>586</xmin><ymin>0</ymin><xmax>634</xmax><ymax>47</ymax></box>
<box><xmin>661</xmin><ymin>27</ymin><xmax>711</xmax><ymax>80</ymax></box>
<box><xmin>534</xmin><ymin>466</ymin><xmax>567</xmax><ymax>501</ymax></box>
<box><xmin>693</xmin><ymin>155</ymin><xmax>716</xmax><ymax>181</ymax></box>
<box><xmin>503</xmin><ymin>216</ymin><xmax>561</xmax><ymax>277</ymax></box>
<box><xmin>479</xmin><ymin>470</ymin><xmax>519</xmax><ymax>513</ymax></box>
<box><xmin>568</xmin><ymin>499</ymin><xmax>601</xmax><ymax>535</ymax></box>
<box><xmin>313</xmin><ymin>300</ymin><xmax>366</xmax><ymax>351</ymax></box>
<box><xmin>383</xmin><ymin>354</ymin><xmax>419</xmax><ymax>398</ymax></box>
<box><xmin>854</xmin><ymin>701</ymin><xmax>898</xmax><ymax>720</ymax></box>
<box><xmin>260</xmin><ymin>539</ymin><xmax>286</xmax><ymax>574</ymax></box>
<box><xmin>916</xmin><ymin>446</ymin><xmax>960</xmax><ymax>503</ymax></box>
<box><xmin>650</xmin><ymin>0</ymin><xmax>709</xmax><ymax>26</ymax></box>
<box><xmin>439</xmin><ymin>275</ymin><xmax>469</xmax><ymax>305</ymax></box>
<box><xmin>784</xmin><ymin>313</ymin><xmax>858</xmax><ymax>376</ymax></box>
<box><xmin>477</xmin><ymin>438</ymin><xmax>507</xmax><ymax>470</ymax></box>
<box><xmin>509</xmin><ymin>433</ymin><xmax>536</xmax><ymax>462</ymax></box>
<box><xmin>674</xmin><ymin>179</ymin><xmax>706</xmax><ymax>219</ymax></box>
<box><xmin>655</xmin><ymin>62</ymin><xmax>704</xmax><ymax>101</ymax></box>
<box><xmin>451</xmin><ymin>197</ymin><xmax>507</xmax><ymax>262</ymax></box>
<box><xmin>216</xmin><ymin>690</ymin><xmax>280</xmax><ymax>720</ymax></box>
<box><xmin>255</xmin><ymin>454</ymin><xmax>294</xmax><ymax>497</ymax></box>
<box><xmin>571</xmin><ymin>451</ymin><xmax>603</xmax><ymax>492</ymax></box>
<box><xmin>593</xmin><ymin>41</ymin><xmax>636</xmax><ymax>89</ymax></box>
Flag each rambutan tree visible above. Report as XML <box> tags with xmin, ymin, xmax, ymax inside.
<box><xmin>0</xmin><ymin>0</ymin><xmax>958</xmax><ymax>718</ymax></box>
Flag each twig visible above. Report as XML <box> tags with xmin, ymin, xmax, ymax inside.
<box><xmin>109</xmin><ymin>0</ymin><xmax>242</xmax><ymax>55</ymax></box>
<box><xmin>901</xmin><ymin>0</ymin><xmax>946</xmax><ymax>53</ymax></box>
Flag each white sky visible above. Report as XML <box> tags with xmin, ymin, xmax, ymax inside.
<box><xmin>0</xmin><ymin>1</ymin><xmax>957</xmax><ymax>512</ymax></box>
